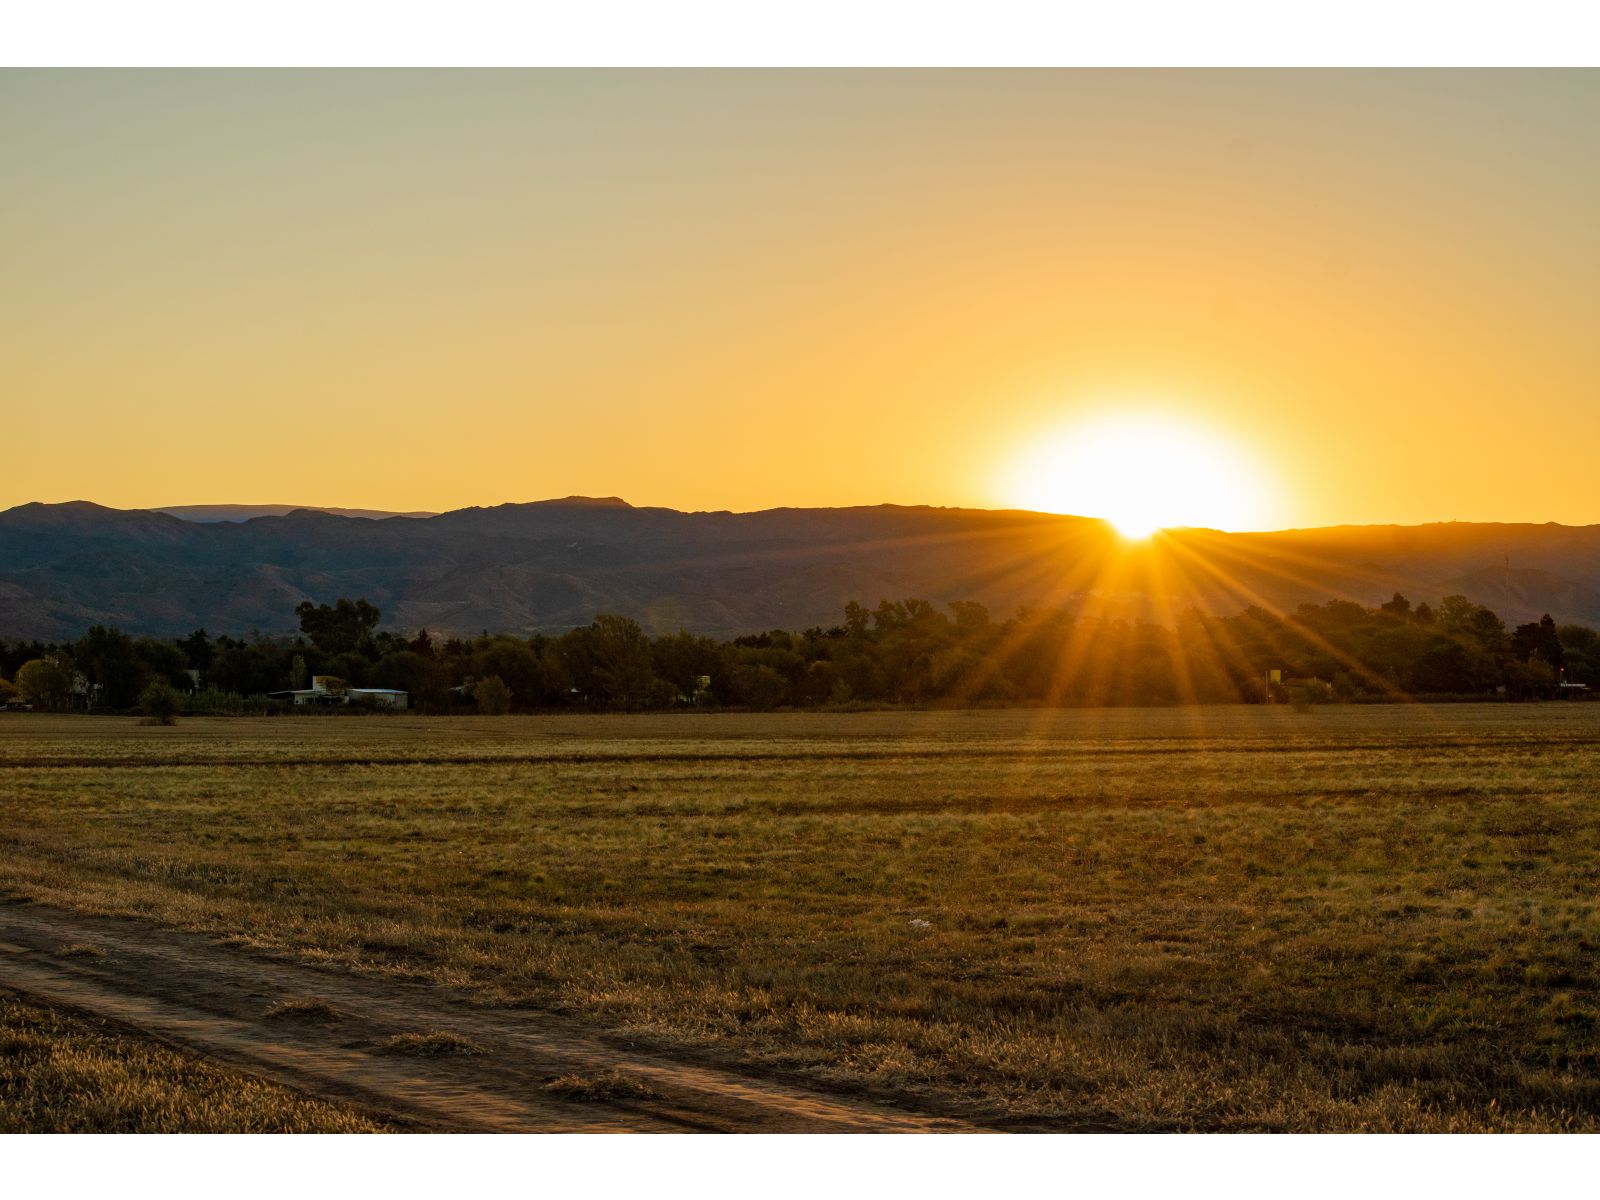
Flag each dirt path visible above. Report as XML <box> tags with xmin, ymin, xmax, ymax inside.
<box><xmin>0</xmin><ymin>902</ymin><xmax>975</xmax><ymax>1133</ymax></box>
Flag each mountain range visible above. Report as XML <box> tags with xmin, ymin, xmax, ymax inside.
<box><xmin>154</xmin><ymin>504</ymin><xmax>437</xmax><ymax>523</ymax></box>
<box><xmin>2</xmin><ymin>498</ymin><xmax>1598</xmax><ymax>641</ymax></box>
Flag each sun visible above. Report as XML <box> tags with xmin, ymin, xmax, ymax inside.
<box><xmin>1005</xmin><ymin>412</ymin><xmax>1277</xmax><ymax>538</ymax></box>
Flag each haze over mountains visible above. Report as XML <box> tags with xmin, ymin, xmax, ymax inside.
<box><xmin>156</xmin><ymin>505</ymin><xmax>438</xmax><ymax>523</ymax></box>
<box><xmin>2</xmin><ymin>498</ymin><xmax>1598</xmax><ymax>642</ymax></box>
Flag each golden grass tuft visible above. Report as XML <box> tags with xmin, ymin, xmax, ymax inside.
<box><xmin>376</xmin><ymin>1030</ymin><xmax>485</xmax><ymax>1057</ymax></box>
<box><xmin>263</xmin><ymin>997</ymin><xmax>341</xmax><ymax>1023</ymax></box>
<box><xmin>542</xmin><ymin>1070</ymin><xmax>658</xmax><ymax>1102</ymax></box>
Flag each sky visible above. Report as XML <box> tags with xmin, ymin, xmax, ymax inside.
<box><xmin>2</xmin><ymin>69</ymin><xmax>1597</xmax><ymax>529</ymax></box>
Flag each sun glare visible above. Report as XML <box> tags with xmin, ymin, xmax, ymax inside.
<box><xmin>1006</xmin><ymin>412</ymin><xmax>1277</xmax><ymax>538</ymax></box>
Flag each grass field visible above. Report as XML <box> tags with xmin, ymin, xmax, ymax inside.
<box><xmin>3</xmin><ymin>705</ymin><xmax>1600</xmax><ymax>1131</ymax></box>
<box><xmin>0</xmin><ymin>988</ymin><xmax>385</xmax><ymax>1133</ymax></box>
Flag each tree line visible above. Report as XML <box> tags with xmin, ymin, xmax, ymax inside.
<box><xmin>0</xmin><ymin>592</ymin><xmax>1593</xmax><ymax>714</ymax></box>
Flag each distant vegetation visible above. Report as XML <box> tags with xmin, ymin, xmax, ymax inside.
<box><xmin>0</xmin><ymin>592</ymin><xmax>1592</xmax><ymax>714</ymax></box>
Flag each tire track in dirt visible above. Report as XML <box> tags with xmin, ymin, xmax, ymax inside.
<box><xmin>0</xmin><ymin>903</ymin><xmax>975</xmax><ymax>1133</ymax></box>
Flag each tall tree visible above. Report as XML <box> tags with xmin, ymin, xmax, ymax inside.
<box><xmin>16</xmin><ymin>657</ymin><xmax>75</xmax><ymax>711</ymax></box>
<box><xmin>74</xmin><ymin>626</ymin><xmax>149</xmax><ymax>708</ymax></box>
<box><xmin>1512</xmin><ymin>614</ymin><xmax>1565</xmax><ymax>667</ymax></box>
<box><xmin>568</xmin><ymin>615</ymin><xmax>662</xmax><ymax>709</ymax></box>
<box><xmin>295</xmin><ymin>598</ymin><xmax>381</xmax><ymax>656</ymax></box>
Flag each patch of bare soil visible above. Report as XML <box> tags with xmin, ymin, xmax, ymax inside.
<box><xmin>0</xmin><ymin>902</ymin><xmax>975</xmax><ymax>1133</ymax></box>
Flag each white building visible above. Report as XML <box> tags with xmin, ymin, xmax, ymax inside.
<box><xmin>267</xmin><ymin>675</ymin><xmax>408</xmax><ymax>710</ymax></box>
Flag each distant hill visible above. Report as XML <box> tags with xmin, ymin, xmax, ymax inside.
<box><xmin>2</xmin><ymin>499</ymin><xmax>1598</xmax><ymax>641</ymax></box>
<box><xmin>156</xmin><ymin>504</ymin><xmax>437</xmax><ymax>523</ymax></box>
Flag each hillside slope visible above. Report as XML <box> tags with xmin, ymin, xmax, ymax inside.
<box><xmin>2</xmin><ymin>500</ymin><xmax>1598</xmax><ymax>640</ymax></box>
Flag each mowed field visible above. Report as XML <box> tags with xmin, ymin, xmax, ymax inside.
<box><xmin>3</xmin><ymin>704</ymin><xmax>1600</xmax><ymax>1131</ymax></box>
<box><xmin>0</xmin><ymin>990</ymin><xmax>386</xmax><ymax>1133</ymax></box>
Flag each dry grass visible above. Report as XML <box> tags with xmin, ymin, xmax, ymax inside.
<box><xmin>543</xmin><ymin>1069</ymin><xmax>658</xmax><ymax>1102</ymax></box>
<box><xmin>0</xmin><ymin>989</ymin><xmax>384</xmax><ymax>1133</ymax></box>
<box><xmin>54</xmin><ymin>943</ymin><xmax>105</xmax><ymax>959</ymax></box>
<box><xmin>263</xmin><ymin>997</ymin><xmax>341</xmax><ymax>1023</ymax></box>
<box><xmin>377</xmin><ymin>1030</ymin><xmax>485</xmax><ymax>1057</ymax></box>
<box><xmin>2</xmin><ymin>706</ymin><xmax>1600</xmax><ymax>1130</ymax></box>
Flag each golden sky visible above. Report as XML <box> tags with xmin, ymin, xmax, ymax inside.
<box><xmin>3</xmin><ymin>70</ymin><xmax>1597</xmax><ymax>529</ymax></box>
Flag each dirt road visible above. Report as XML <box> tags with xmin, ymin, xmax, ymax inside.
<box><xmin>0</xmin><ymin>902</ymin><xmax>975</xmax><ymax>1133</ymax></box>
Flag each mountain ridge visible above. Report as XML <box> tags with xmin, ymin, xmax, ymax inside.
<box><xmin>2</xmin><ymin>499</ymin><xmax>1597</xmax><ymax>641</ymax></box>
<box><xmin>156</xmin><ymin>504</ymin><xmax>440</xmax><ymax>523</ymax></box>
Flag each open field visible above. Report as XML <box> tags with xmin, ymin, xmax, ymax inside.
<box><xmin>0</xmin><ymin>988</ymin><xmax>386</xmax><ymax>1133</ymax></box>
<box><xmin>0</xmin><ymin>905</ymin><xmax>961</xmax><ymax>1131</ymax></box>
<box><xmin>3</xmin><ymin>705</ymin><xmax>1600</xmax><ymax>1131</ymax></box>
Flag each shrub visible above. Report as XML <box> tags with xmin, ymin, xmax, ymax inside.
<box><xmin>138</xmin><ymin>681</ymin><xmax>180</xmax><ymax>725</ymax></box>
<box><xmin>181</xmin><ymin>689</ymin><xmax>282</xmax><ymax>715</ymax></box>
<box><xmin>1287</xmin><ymin>679</ymin><xmax>1337</xmax><ymax>711</ymax></box>
<box><xmin>473</xmin><ymin>675</ymin><xmax>512</xmax><ymax>715</ymax></box>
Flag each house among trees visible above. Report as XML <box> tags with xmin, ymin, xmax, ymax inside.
<box><xmin>267</xmin><ymin>675</ymin><xmax>407</xmax><ymax>709</ymax></box>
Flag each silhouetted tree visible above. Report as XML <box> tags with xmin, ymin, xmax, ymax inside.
<box><xmin>295</xmin><ymin>598</ymin><xmax>381</xmax><ymax>656</ymax></box>
<box><xmin>1380</xmin><ymin>593</ymin><xmax>1412</xmax><ymax>619</ymax></box>
<box><xmin>178</xmin><ymin>629</ymin><xmax>213</xmax><ymax>671</ymax></box>
<box><xmin>1512</xmin><ymin>614</ymin><xmax>1564</xmax><ymax>667</ymax></box>
<box><xmin>74</xmin><ymin>626</ymin><xmax>148</xmax><ymax>708</ymax></box>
